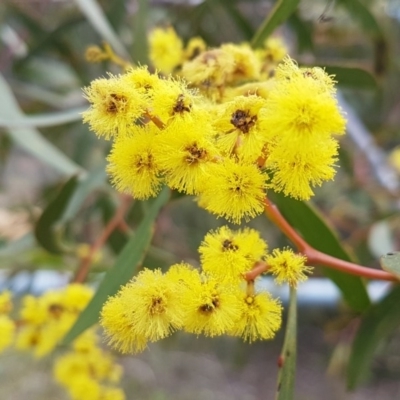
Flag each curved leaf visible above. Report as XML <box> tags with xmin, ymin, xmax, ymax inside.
<box><xmin>337</xmin><ymin>0</ymin><xmax>383</xmax><ymax>38</ymax></box>
<box><xmin>0</xmin><ymin>107</ymin><xmax>85</xmax><ymax>128</ymax></box>
<box><xmin>347</xmin><ymin>286</ymin><xmax>400</xmax><ymax>389</ymax></box>
<box><xmin>62</xmin><ymin>187</ymin><xmax>171</xmax><ymax>345</ymax></box>
<box><xmin>270</xmin><ymin>192</ymin><xmax>370</xmax><ymax>312</ymax></box>
<box><xmin>251</xmin><ymin>0</ymin><xmax>300</xmax><ymax>48</ymax></box>
<box><xmin>35</xmin><ymin>176</ymin><xmax>80</xmax><ymax>254</ymax></box>
<box><xmin>323</xmin><ymin>66</ymin><xmax>377</xmax><ymax>89</ymax></box>
<box><xmin>60</xmin><ymin>164</ymin><xmax>107</xmax><ymax>224</ymax></box>
<box><xmin>0</xmin><ymin>74</ymin><xmax>82</xmax><ymax>175</ymax></box>
<box><xmin>380</xmin><ymin>252</ymin><xmax>400</xmax><ymax>280</ymax></box>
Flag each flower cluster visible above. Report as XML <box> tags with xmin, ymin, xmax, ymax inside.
<box><xmin>100</xmin><ymin>226</ymin><xmax>311</xmax><ymax>353</ymax></box>
<box><xmin>0</xmin><ymin>291</ymin><xmax>15</xmax><ymax>353</ymax></box>
<box><xmin>54</xmin><ymin>329</ymin><xmax>125</xmax><ymax>400</ymax></box>
<box><xmin>82</xmin><ymin>28</ymin><xmax>345</xmax><ymax>224</ymax></box>
<box><xmin>15</xmin><ymin>283</ymin><xmax>93</xmax><ymax>357</ymax></box>
<box><xmin>1</xmin><ymin>284</ymin><xmax>125</xmax><ymax>400</ymax></box>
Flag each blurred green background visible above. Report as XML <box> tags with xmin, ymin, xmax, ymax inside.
<box><xmin>1</xmin><ymin>0</ymin><xmax>400</xmax><ymax>399</ymax></box>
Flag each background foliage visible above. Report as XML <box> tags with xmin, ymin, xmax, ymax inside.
<box><xmin>1</xmin><ymin>0</ymin><xmax>400</xmax><ymax>399</ymax></box>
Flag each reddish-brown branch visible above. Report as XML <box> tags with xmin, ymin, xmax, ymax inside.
<box><xmin>245</xmin><ymin>261</ymin><xmax>268</xmax><ymax>281</ymax></box>
<box><xmin>257</xmin><ymin>197</ymin><xmax>398</xmax><ymax>283</ymax></box>
<box><xmin>264</xmin><ymin>198</ymin><xmax>309</xmax><ymax>252</ymax></box>
<box><xmin>73</xmin><ymin>194</ymin><xmax>132</xmax><ymax>283</ymax></box>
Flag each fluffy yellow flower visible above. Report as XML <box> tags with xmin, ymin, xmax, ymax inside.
<box><xmin>0</xmin><ymin>315</ymin><xmax>15</xmax><ymax>352</ymax></box>
<box><xmin>266</xmin><ymin>248</ymin><xmax>312</xmax><ymax>287</ymax></box>
<box><xmin>16</xmin><ymin>284</ymin><xmax>93</xmax><ymax>357</ymax></box>
<box><xmin>122</xmin><ymin>66</ymin><xmax>162</xmax><ymax>96</ymax></box>
<box><xmin>222</xmin><ymin>80</ymin><xmax>274</xmax><ymax>102</ymax></box>
<box><xmin>0</xmin><ymin>290</ymin><xmax>12</xmax><ymax>314</ymax></box>
<box><xmin>221</xmin><ymin>43</ymin><xmax>261</xmax><ymax>83</ymax></box>
<box><xmin>126</xmin><ymin>269</ymin><xmax>184</xmax><ymax>341</ymax></box>
<box><xmin>262</xmin><ymin>37</ymin><xmax>288</xmax><ymax>63</ymax></box>
<box><xmin>184</xmin><ymin>36</ymin><xmax>207</xmax><ymax>61</ymax></box>
<box><xmin>63</xmin><ymin>283</ymin><xmax>93</xmax><ymax>312</ymax></box>
<box><xmin>150</xmin><ymin>77</ymin><xmax>201</xmax><ymax>125</ymax></box>
<box><xmin>100</xmin><ymin>286</ymin><xmax>148</xmax><ymax>354</ymax></box>
<box><xmin>213</xmin><ymin>95</ymin><xmax>268</xmax><ymax>162</ymax></box>
<box><xmin>181</xmin><ymin>48</ymin><xmax>235</xmax><ymax>98</ymax></box>
<box><xmin>166</xmin><ymin>263</ymin><xmax>201</xmax><ymax>288</ymax></box>
<box><xmin>67</xmin><ymin>375</ymin><xmax>101</xmax><ymax>400</ymax></box>
<box><xmin>103</xmin><ymin>387</ymin><xmax>126</xmax><ymax>400</ymax></box>
<box><xmin>260</xmin><ymin>78</ymin><xmax>345</xmax><ymax>145</ymax></box>
<box><xmin>198</xmin><ymin>160</ymin><xmax>267</xmax><ymax>223</ymax></box>
<box><xmin>149</xmin><ymin>26</ymin><xmax>184</xmax><ymax>74</ymax></box>
<box><xmin>229</xmin><ymin>291</ymin><xmax>282</xmax><ymax>342</ymax></box>
<box><xmin>182</xmin><ymin>274</ymin><xmax>242</xmax><ymax>336</ymax></box>
<box><xmin>82</xmin><ymin>74</ymin><xmax>147</xmax><ymax>139</ymax></box>
<box><xmin>267</xmin><ymin>137</ymin><xmax>339</xmax><ymax>200</ymax></box>
<box><xmin>155</xmin><ymin>119</ymin><xmax>219</xmax><ymax>194</ymax></box>
<box><xmin>199</xmin><ymin>226</ymin><xmax>268</xmax><ymax>282</ymax></box>
<box><xmin>107</xmin><ymin>124</ymin><xmax>163</xmax><ymax>200</ymax></box>
<box><xmin>101</xmin><ymin>269</ymin><xmax>184</xmax><ymax>352</ymax></box>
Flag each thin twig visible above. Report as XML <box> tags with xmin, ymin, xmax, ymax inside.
<box><xmin>254</xmin><ymin>197</ymin><xmax>399</xmax><ymax>282</ymax></box>
<box><xmin>73</xmin><ymin>194</ymin><xmax>132</xmax><ymax>283</ymax></box>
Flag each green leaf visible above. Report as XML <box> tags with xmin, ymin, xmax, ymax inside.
<box><xmin>323</xmin><ymin>66</ymin><xmax>377</xmax><ymax>89</ymax></box>
<box><xmin>270</xmin><ymin>192</ymin><xmax>371</xmax><ymax>312</ymax></box>
<box><xmin>0</xmin><ymin>74</ymin><xmax>83</xmax><ymax>175</ymax></box>
<box><xmin>288</xmin><ymin>12</ymin><xmax>314</xmax><ymax>53</ymax></box>
<box><xmin>368</xmin><ymin>220</ymin><xmax>396</xmax><ymax>258</ymax></box>
<box><xmin>251</xmin><ymin>0</ymin><xmax>300</xmax><ymax>48</ymax></box>
<box><xmin>276</xmin><ymin>287</ymin><xmax>297</xmax><ymax>400</ymax></box>
<box><xmin>217</xmin><ymin>0</ymin><xmax>254</xmax><ymax>40</ymax></box>
<box><xmin>35</xmin><ymin>176</ymin><xmax>80</xmax><ymax>254</ymax></box>
<box><xmin>337</xmin><ymin>0</ymin><xmax>383</xmax><ymax>38</ymax></box>
<box><xmin>347</xmin><ymin>286</ymin><xmax>400</xmax><ymax>389</ymax></box>
<box><xmin>0</xmin><ymin>107</ymin><xmax>85</xmax><ymax>128</ymax></box>
<box><xmin>380</xmin><ymin>252</ymin><xmax>400</xmax><ymax>280</ymax></box>
<box><xmin>131</xmin><ymin>0</ymin><xmax>149</xmax><ymax>64</ymax></box>
<box><xmin>60</xmin><ymin>164</ymin><xmax>107</xmax><ymax>224</ymax></box>
<box><xmin>62</xmin><ymin>187</ymin><xmax>171</xmax><ymax>345</ymax></box>
<box><xmin>0</xmin><ymin>234</ymin><xmax>35</xmax><ymax>258</ymax></box>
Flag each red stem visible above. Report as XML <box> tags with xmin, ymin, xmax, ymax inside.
<box><xmin>73</xmin><ymin>194</ymin><xmax>132</xmax><ymax>283</ymax></box>
<box><xmin>261</xmin><ymin>197</ymin><xmax>398</xmax><ymax>282</ymax></box>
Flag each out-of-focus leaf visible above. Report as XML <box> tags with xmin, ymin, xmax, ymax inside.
<box><xmin>270</xmin><ymin>192</ymin><xmax>371</xmax><ymax>312</ymax></box>
<box><xmin>0</xmin><ymin>74</ymin><xmax>82</xmax><ymax>175</ymax></box>
<box><xmin>131</xmin><ymin>0</ymin><xmax>149</xmax><ymax>64</ymax></box>
<box><xmin>368</xmin><ymin>220</ymin><xmax>396</xmax><ymax>259</ymax></box>
<box><xmin>337</xmin><ymin>0</ymin><xmax>383</xmax><ymax>38</ymax></box>
<box><xmin>0</xmin><ymin>234</ymin><xmax>35</xmax><ymax>258</ymax></box>
<box><xmin>347</xmin><ymin>286</ymin><xmax>400</xmax><ymax>389</ymax></box>
<box><xmin>0</xmin><ymin>107</ymin><xmax>85</xmax><ymax>128</ymax></box>
<box><xmin>323</xmin><ymin>66</ymin><xmax>377</xmax><ymax>89</ymax></box>
<box><xmin>337</xmin><ymin>0</ymin><xmax>387</xmax><ymax>75</ymax></box>
<box><xmin>288</xmin><ymin>12</ymin><xmax>314</xmax><ymax>52</ymax></box>
<box><xmin>60</xmin><ymin>165</ymin><xmax>107</xmax><ymax>224</ymax></box>
<box><xmin>62</xmin><ymin>187</ymin><xmax>171</xmax><ymax>345</ymax></box>
<box><xmin>251</xmin><ymin>0</ymin><xmax>300</xmax><ymax>48</ymax></box>
<box><xmin>276</xmin><ymin>287</ymin><xmax>297</xmax><ymax>400</ymax></box>
<box><xmin>380</xmin><ymin>252</ymin><xmax>400</xmax><ymax>280</ymax></box>
<box><xmin>217</xmin><ymin>0</ymin><xmax>254</xmax><ymax>40</ymax></box>
<box><xmin>35</xmin><ymin>176</ymin><xmax>79</xmax><ymax>254</ymax></box>
<box><xmin>74</xmin><ymin>0</ymin><xmax>129</xmax><ymax>58</ymax></box>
